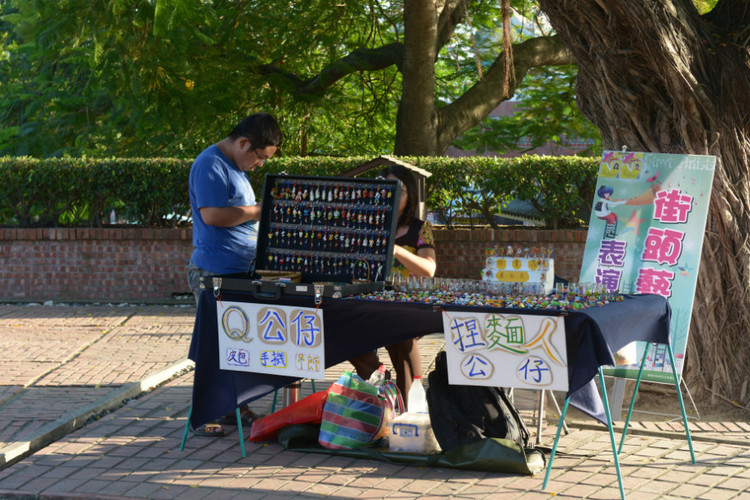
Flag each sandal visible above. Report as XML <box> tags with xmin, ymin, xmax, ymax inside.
<box><xmin>217</xmin><ymin>408</ymin><xmax>259</xmax><ymax>426</ymax></box>
<box><xmin>190</xmin><ymin>422</ymin><xmax>226</xmax><ymax>437</ymax></box>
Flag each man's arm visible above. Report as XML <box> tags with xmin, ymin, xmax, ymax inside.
<box><xmin>200</xmin><ymin>205</ymin><xmax>261</xmax><ymax>227</ymax></box>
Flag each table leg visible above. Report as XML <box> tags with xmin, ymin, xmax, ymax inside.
<box><xmin>180</xmin><ymin>404</ymin><xmax>192</xmax><ymax>451</ymax></box>
<box><xmin>548</xmin><ymin>391</ymin><xmax>569</xmax><ymax>436</ymax></box>
<box><xmin>235</xmin><ymin>407</ymin><xmax>246</xmax><ymax>458</ymax></box>
<box><xmin>541</xmin><ymin>396</ymin><xmax>570</xmax><ymax>490</ymax></box>
<box><xmin>536</xmin><ymin>390</ymin><xmax>546</xmax><ymax>446</ymax></box>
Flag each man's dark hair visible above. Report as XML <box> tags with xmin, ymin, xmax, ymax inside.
<box><xmin>379</xmin><ymin>164</ymin><xmax>419</xmax><ymax>226</ymax></box>
<box><xmin>228</xmin><ymin>113</ymin><xmax>283</xmax><ymax>149</ymax></box>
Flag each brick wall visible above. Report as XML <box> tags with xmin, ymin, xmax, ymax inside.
<box><xmin>0</xmin><ymin>227</ymin><xmax>586</xmax><ymax>303</ymax></box>
<box><xmin>0</xmin><ymin>228</ymin><xmax>194</xmax><ymax>303</ymax></box>
<box><xmin>433</xmin><ymin>228</ymin><xmax>587</xmax><ymax>283</ymax></box>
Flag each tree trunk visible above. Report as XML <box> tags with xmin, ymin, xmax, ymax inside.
<box><xmin>394</xmin><ymin>1</ymin><xmax>574</xmax><ymax>155</ymax></box>
<box><xmin>539</xmin><ymin>0</ymin><xmax>750</xmax><ymax>407</ymax></box>
<box><xmin>395</xmin><ymin>0</ymin><xmax>440</xmax><ymax>155</ymax></box>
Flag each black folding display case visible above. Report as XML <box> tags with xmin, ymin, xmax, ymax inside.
<box><xmin>202</xmin><ymin>173</ymin><xmax>400</xmax><ymax>302</ymax></box>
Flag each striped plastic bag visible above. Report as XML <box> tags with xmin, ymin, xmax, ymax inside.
<box><xmin>378</xmin><ymin>380</ymin><xmax>405</xmax><ymax>417</ymax></box>
<box><xmin>318</xmin><ymin>371</ymin><xmax>385</xmax><ymax>450</ymax></box>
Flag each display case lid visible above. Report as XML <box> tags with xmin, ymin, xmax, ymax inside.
<box><xmin>255</xmin><ymin>173</ymin><xmax>401</xmax><ymax>284</ymax></box>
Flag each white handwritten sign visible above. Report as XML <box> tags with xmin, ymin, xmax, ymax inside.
<box><xmin>216</xmin><ymin>301</ymin><xmax>325</xmax><ymax>379</ymax></box>
<box><xmin>442</xmin><ymin>312</ymin><xmax>568</xmax><ymax>391</ymax></box>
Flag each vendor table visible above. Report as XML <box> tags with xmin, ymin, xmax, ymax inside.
<box><xmin>184</xmin><ymin>289</ymin><xmax>693</xmax><ymax>499</ymax></box>
<box><xmin>186</xmin><ymin>289</ymin><xmax>671</xmax><ymax>430</ymax></box>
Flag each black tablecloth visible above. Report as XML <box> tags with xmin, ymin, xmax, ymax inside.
<box><xmin>188</xmin><ymin>291</ymin><xmax>670</xmax><ymax>429</ymax></box>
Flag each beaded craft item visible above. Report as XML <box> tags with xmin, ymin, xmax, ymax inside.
<box><xmin>256</xmin><ymin>175</ymin><xmax>401</xmax><ymax>284</ymax></box>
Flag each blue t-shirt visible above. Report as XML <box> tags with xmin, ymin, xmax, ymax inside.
<box><xmin>189</xmin><ymin>145</ymin><xmax>258</xmax><ymax>274</ymax></box>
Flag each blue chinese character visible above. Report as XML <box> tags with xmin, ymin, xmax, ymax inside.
<box><xmin>518</xmin><ymin>357</ymin><xmax>550</xmax><ymax>384</ymax></box>
<box><xmin>450</xmin><ymin>317</ymin><xmax>486</xmax><ymax>352</ymax></box>
<box><xmin>291</xmin><ymin>311</ymin><xmax>321</xmax><ymax>347</ymax></box>
<box><xmin>259</xmin><ymin>309</ymin><xmax>287</xmax><ymax>343</ymax></box>
<box><xmin>462</xmin><ymin>355</ymin><xmax>492</xmax><ymax>379</ymax></box>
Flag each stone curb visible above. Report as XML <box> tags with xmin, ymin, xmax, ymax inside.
<box><xmin>0</xmin><ymin>360</ymin><xmax>195</xmax><ymax>471</ymax></box>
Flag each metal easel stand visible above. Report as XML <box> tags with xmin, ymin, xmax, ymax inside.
<box><xmin>625</xmin><ymin>376</ymin><xmax>700</xmax><ymax>422</ymax></box>
<box><xmin>608</xmin><ymin>371</ymin><xmax>700</xmax><ymax>423</ymax></box>
<box><xmin>542</xmin><ymin>343</ymin><xmax>695</xmax><ymax>500</ymax></box>
<box><xmin>180</xmin><ymin>405</ymin><xmax>246</xmax><ymax>458</ymax></box>
<box><xmin>618</xmin><ymin>343</ymin><xmax>695</xmax><ymax>458</ymax></box>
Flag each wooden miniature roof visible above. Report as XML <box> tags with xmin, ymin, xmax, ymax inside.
<box><xmin>340</xmin><ymin>156</ymin><xmax>432</xmax><ymax>220</ymax></box>
<box><xmin>339</xmin><ymin>155</ymin><xmax>432</xmax><ymax>180</ymax></box>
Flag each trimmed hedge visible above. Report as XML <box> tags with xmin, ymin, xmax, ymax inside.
<box><xmin>0</xmin><ymin>155</ymin><xmax>599</xmax><ymax>228</ymax></box>
<box><xmin>0</xmin><ymin>157</ymin><xmax>191</xmax><ymax>228</ymax></box>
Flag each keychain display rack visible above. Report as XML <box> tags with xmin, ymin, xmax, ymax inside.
<box><xmin>255</xmin><ymin>174</ymin><xmax>401</xmax><ymax>285</ymax></box>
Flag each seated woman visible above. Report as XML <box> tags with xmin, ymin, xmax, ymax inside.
<box><xmin>349</xmin><ymin>164</ymin><xmax>437</xmax><ymax>409</ymax></box>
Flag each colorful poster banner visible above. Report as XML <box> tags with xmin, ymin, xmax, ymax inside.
<box><xmin>579</xmin><ymin>151</ymin><xmax>716</xmax><ymax>383</ymax></box>
<box><xmin>216</xmin><ymin>301</ymin><xmax>325</xmax><ymax>379</ymax></box>
<box><xmin>442</xmin><ymin>311</ymin><xmax>568</xmax><ymax>391</ymax></box>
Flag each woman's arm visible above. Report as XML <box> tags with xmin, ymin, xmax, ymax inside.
<box><xmin>393</xmin><ymin>245</ymin><xmax>437</xmax><ymax>277</ymax></box>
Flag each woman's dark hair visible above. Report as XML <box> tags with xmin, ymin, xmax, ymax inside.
<box><xmin>228</xmin><ymin>113</ymin><xmax>283</xmax><ymax>149</ymax></box>
<box><xmin>379</xmin><ymin>164</ymin><xmax>419</xmax><ymax>226</ymax></box>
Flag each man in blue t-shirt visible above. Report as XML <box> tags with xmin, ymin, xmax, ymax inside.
<box><xmin>186</xmin><ymin>114</ymin><xmax>282</xmax><ymax>438</ymax></box>
<box><xmin>187</xmin><ymin>113</ymin><xmax>283</xmax><ymax>303</ymax></box>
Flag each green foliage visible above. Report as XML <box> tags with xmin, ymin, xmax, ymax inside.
<box><xmin>0</xmin><ymin>155</ymin><xmax>598</xmax><ymax>228</ymax></box>
<box><xmin>403</xmin><ymin>155</ymin><xmax>598</xmax><ymax>229</ymax></box>
<box><xmin>0</xmin><ymin>0</ymin><xmax>590</xmax><ymax>159</ymax></box>
<box><xmin>503</xmin><ymin>155</ymin><xmax>598</xmax><ymax>228</ymax></box>
<box><xmin>0</xmin><ymin>0</ymin><xmax>402</xmax><ymax>158</ymax></box>
<box><xmin>0</xmin><ymin>157</ymin><xmax>191</xmax><ymax>227</ymax></box>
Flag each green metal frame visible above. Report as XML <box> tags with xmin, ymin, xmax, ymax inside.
<box><xmin>542</xmin><ymin>342</ymin><xmax>695</xmax><ymax>500</ymax></box>
<box><xmin>180</xmin><ymin>405</ymin><xmax>246</xmax><ymax>458</ymax></box>
<box><xmin>179</xmin><ymin>378</ymin><xmax>317</xmax><ymax>457</ymax></box>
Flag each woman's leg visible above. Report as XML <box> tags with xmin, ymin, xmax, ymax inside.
<box><xmin>385</xmin><ymin>338</ymin><xmax>422</xmax><ymax>410</ymax></box>
<box><xmin>349</xmin><ymin>351</ymin><xmax>382</xmax><ymax>381</ymax></box>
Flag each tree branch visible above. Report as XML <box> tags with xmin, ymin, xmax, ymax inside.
<box><xmin>255</xmin><ymin>42</ymin><xmax>403</xmax><ymax>97</ymax></box>
<box><xmin>436</xmin><ymin>35</ymin><xmax>574</xmax><ymax>152</ymax></box>
<box><xmin>436</xmin><ymin>0</ymin><xmax>468</xmax><ymax>51</ymax></box>
<box><xmin>254</xmin><ymin>0</ymin><xmax>471</xmax><ymax>99</ymax></box>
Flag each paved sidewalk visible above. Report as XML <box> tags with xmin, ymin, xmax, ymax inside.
<box><xmin>0</xmin><ymin>303</ymin><xmax>749</xmax><ymax>499</ymax></box>
<box><xmin>0</xmin><ymin>303</ymin><xmax>196</xmax><ymax>466</ymax></box>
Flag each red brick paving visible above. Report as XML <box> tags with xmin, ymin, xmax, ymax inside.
<box><xmin>0</xmin><ymin>303</ymin><xmax>749</xmax><ymax>499</ymax></box>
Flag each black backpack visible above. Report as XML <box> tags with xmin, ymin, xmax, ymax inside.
<box><xmin>426</xmin><ymin>350</ymin><xmax>530</xmax><ymax>451</ymax></box>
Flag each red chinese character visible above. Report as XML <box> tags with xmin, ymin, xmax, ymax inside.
<box><xmin>653</xmin><ymin>189</ymin><xmax>693</xmax><ymax>224</ymax></box>
<box><xmin>636</xmin><ymin>268</ymin><xmax>675</xmax><ymax>297</ymax></box>
<box><xmin>641</xmin><ymin>227</ymin><xmax>685</xmax><ymax>266</ymax></box>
